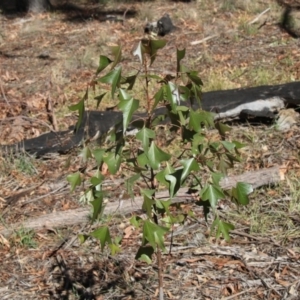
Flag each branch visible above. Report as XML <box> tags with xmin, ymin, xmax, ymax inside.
<box><xmin>0</xmin><ymin>166</ymin><xmax>285</xmax><ymax>237</ymax></box>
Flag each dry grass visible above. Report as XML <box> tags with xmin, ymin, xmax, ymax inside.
<box><xmin>1</xmin><ymin>0</ymin><xmax>300</xmax><ymax>298</ymax></box>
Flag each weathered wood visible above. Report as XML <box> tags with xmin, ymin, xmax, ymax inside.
<box><xmin>0</xmin><ymin>166</ymin><xmax>284</xmax><ymax>237</ymax></box>
<box><xmin>2</xmin><ymin>81</ymin><xmax>300</xmax><ymax>156</ymax></box>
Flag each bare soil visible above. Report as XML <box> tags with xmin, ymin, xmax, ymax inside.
<box><xmin>1</xmin><ymin>1</ymin><xmax>300</xmax><ymax>299</ymax></box>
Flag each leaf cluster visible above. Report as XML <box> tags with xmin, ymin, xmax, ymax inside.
<box><xmin>67</xmin><ymin>39</ymin><xmax>252</xmax><ymax>262</ymax></box>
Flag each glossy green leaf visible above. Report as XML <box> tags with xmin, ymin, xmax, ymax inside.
<box><xmin>180</xmin><ymin>158</ymin><xmax>199</xmax><ymax>182</ymax></box>
<box><xmin>118</xmin><ymin>97</ymin><xmax>139</xmax><ymax>133</ymax></box>
<box><xmin>211</xmin><ymin>218</ymin><xmax>234</xmax><ymax>242</ymax></box>
<box><xmin>118</xmin><ymin>88</ymin><xmax>131</xmax><ymax>101</ymax></box>
<box><xmin>98</xmin><ymin>66</ymin><xmax>121</xmax><ymax>98</ymax></box>
<box><xmin>142</xmin><ymin>220</ymin><xmax>168</xmax><ymax>251</ymax></box>
<box><xmin>90</xmin><ymin>226</ymin><xmax>112</xmax><ymax>251</ymax></box>
<box><xmin>103</xmin><ymin>152</ymin><xmax>121</xmax><ymax>174</ymax></box>
<box><xmin>121</xmin><ymin>74</ymin><xmax>137</xmax><ymax>90</ymax></box>
<box><xmin>67</xmin><ymin>172</ymin><xmax>81</xmax><ymax>192</ymax></box>
<box><xmin>176</xmin><ymin>48</ymin><xmax>186</xmax><ymax>74</ymax></box>
<box><xmin>152</xmin><ymin>86</ymin><xmax>165</xmax><ymax>110</ymax></box>
<box><xmin>136</xmin><ymin>127</ymin><xmax>155</xmax><ymax>152</ymax></box>
<box><xmin>147</xmin><ymin>142</ymin><xmax>171</xmax><ymax>170</ymax></box>
<box><xmin>215</xmin><ymin>122</ymin><xmax>231</xmax><ymax>136</ymax></box>
<box><xmin>232</xmin><ymin>182</ymin><xmax>253</xmax><ymax>205</ymax></box>
<box><xmin>221</xmin><ymin>141</ymin><xmax>236</xmax><ymax>151</ymax></box>
<box><xmin>211</xmin><ymin>172</ymin><xmax>224</xmax><ymax>186</ymax></box>
<box><xmin>94</xmin><ymin>92</ymin><xmax>106</xmax><ymax>108</ymax></box>
<box><xmin>125</xmin><ymin>173</ymin><xmax>140</xmax><ymax>199</ymax></box>
<box><xmin>232</xmin><ymin>140</ymin><xmax>246</xmax><ymax>149</ymax></box>
<box><xmin>109</xmin><ymin>243</ymin><xmax>121</xmax><ymax>255</ymax></box>
<box><xmin>80</xmin><ymin>146</ymin><xmax>92</xmax><ymax>163</ymax></box>
<box><xmin>137</xmin><ymin>152</ymin><xmax>149</xmax><ymax>167</ymax></box>
<box><xmin>165</xmin><ymin>174</ymin><xmax>177</xmax><ymax>199</ymax></box>
<box><xmin>130</xmin><ymin>216</ymin><xmax>143</xmax><ymax>228</ymax></box>
<box><xmin>200</xmin><ymin>184</ymin><xmax>225</xmax><ymax>208</ymax></box>
<box><xmin>148</xmin><ymin>39</ymin><xmax>167</xmax><ymax>65</ymax></box>
<box><xmin>189</xmin><ymin>110</ymin><xmax>201</xmax><ymax>132</ymax></box>
<box><xmin>187</xmin><ymin>71</ymin><xmax>203</xmax><ymax>86</ymax></box>
<box><xmin>165</xmin><ymin>169</ymin><xmax>183</xmax><ymax>198</ymax></box>
<box><xmin>135</xmin><ymin>245</ymin><xmax>154</xmax><ymax>263</ymax></box>
<box><xmin>166</xmin><ymin>82</ymin><xmax>180</xmax><ymax>111</ymax></box>
<box><xmin>110</xmin><ymin>45</ymin><xmax>122</xmax><ymax>70</ymax></box>
<box><xmin>90</xmin><ymin>191</ymin><xmax>104</xmax><ymax>222</ymax></box>
<box><xmin>69</xmin><ymin>91</ymin><xmax>86</xmax><ymax>131</ymax></box>
<box><xmin>156</xmin><ymin>162</ymin><xmax>175</xmax><ymax>186</ymax></box>
<box><xmin>92</xmin><ymin>149</ymin><xmax>105</xmax><ymax>166</ymax></box>
<box><xmin>142</xmin><ymin>195</ymin><xmax>155</xmax><ymax>218</ymax></box>
<box><xmin>96</xmin><ymin>55</ymin><xmax>112</xmax><ymax>75</ymax></box>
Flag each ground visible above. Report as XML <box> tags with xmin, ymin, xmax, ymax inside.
<box><xmin>0</xmin><ymin>0</ymin><xmax>300</xmax><ymax>299</ymax></box>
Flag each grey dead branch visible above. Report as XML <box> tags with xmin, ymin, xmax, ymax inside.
<box><xmin>0</xmin><ymin>165</ymin><xmax>284</xmax><ymax>237</ymax></box>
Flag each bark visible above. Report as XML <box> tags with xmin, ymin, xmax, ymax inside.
<box><xmin>0</xmin><ymin>166</ymin><xmax>285</xmax><ymax>237</ymax></box>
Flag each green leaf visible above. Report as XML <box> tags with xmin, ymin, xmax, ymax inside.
<box><xmin>67</xmin><ymin>172</ymin><xmax>81</xmax><ymax>192</ymax></box>
<box><xmin>165</xmin><ymin>169</ymin><xmax>183</xmax><ymax>198</ymax></box>
<box><xmin>187</xmin><ymin>71</ymin><xmax>203</xmax><ymax>86</ymax></box>
<box><xmin>69</xmin><ymin>90</ymin><xmax>86</xmax><ymax>131</ymax></box>
<box><xmin>94</xmin><ymin>92</ymin><xmax>106</xmax><ymax>108</ymax></box>
<box><xmin>155</xmin><ymin>199</ymin><xmax>172</xmax><ymax>212</ymax></box>
<box><xmin>211</xmin><ymin>172</ymin><xmax>224</xmax><ymax>186</ymax></box>
<box><xmin>90</xmin><ymin>191</ymin><xmax>104</xmax><ymax>222</ymax></box>
<box><xmin>90</xmin><ymin>227</ymin><xmax>112</xmax><ymax>251</ymax></box>
<box><xmin>133</xmin><ymin>39</ymin><xmax>166</xmax><ymax>65</ymax></box>
<box><xmin>165</xmin><ymin>174</ymin><xmax>177</xmax><ymax>199</ymax></box>
<box><xmin>180</xmin><ymin>158</ymin><xmax>199</xmax><ymax>183</ymax></box>
<box><xmin>110</xmin><ymin>45</ymin><xmax>122</xmax><ymax>70</ymax></box>
<box><xmin>211</xmin><ymin>218</ymin><xmax>234</xmax><ymax>242</ymax></box>
<box><xmin>137</xmin><ymin>152</ymin><xmax>149</xmax><ymax>167</ymax></box>
<box><xmin>125</xmin><ymin>173</ymin><xmax>140</xmax><ymax>199</ymax></box>
<box><xmin>232</xmin><ymin>182</ymin><xmax>253</xmax><ymax>205</ymax></box>
<box><xmin>93</xmin><ymin>149</ymin><xmax>105</xmax><ymax>166</ymax></box>
<box><xmin>147</xmin><ymin>142</ymin><xmax>171</xmax><ymax>170</ymax></box>
<box><xmin>142</xmin><ymin>195</ymin><xmax>155</xmax><ymax>218</ymax></box>
<box><xmin>197</xmin><ymin>110</ymin><xmax>215</xmax><ymax>128</ymax></box>
<box><xmin>98</xmin><ymin>66</ymin><xmax>122</xmax><ymax>98</ymax></box>
<box><xmin>96</xmin><ymin>55</ymin><xmax>112</xmax><ymax>75</ymax></box>
<box><xmin>130</xmin><ymin>216</ymin><xmax>143</xmax><ymax>228</ymax></box>
<box><xmin>103</xmin><ymin>152</ymin><xmax>121</xmax><ymax>174</ymax></box>
<box><xmin>218</xmin><ymin>157</ymin><xmax>232</xmax><ymax>174</ymax></box>
<box><xmin>136</xmin><ymin>127</ymin><xmax>155</xmax><ymax>152</ymax></box>
<box><xmin>221</xmin><ymin>141</ymin><xmax>236</xmax><ymax>151</ymax></box>
<box><xmin>156</xmin><ymin>162</ymin><xmax>175</xmax><ymax>186</ymax></box>
<box><xmin>90</xmin><ymin>176</ymin><xmax>103</xmax><ymax>187</ymax></box>
<box><xmin>121</xmin><ymin>74</ymin><xmax>137</xmax><ymax>90</ymax></box>
<box><xmin>176</xmin><ymin>48</ymin><xmax>186</xmax><ymax>74</ymax></box>
<box><xmin>80</xmin><ymin>146</ymin><xmax>92</xmax><ymax>163</ymax></box>
<box><xmin>232</xmin><ymin>140</ymin><xmax>246</xmax><ymax>149</ymax></box>
<box><xmin>141</xmin><ymin>189</ymin><xmax>155</xmax><ymax>198</ymax></box>
<box><xmin>200</xmin><ymin>184</ymin><xmax>225</xmax><ymax>208</ymax></box>
<box><xmin>166</xmin><ymin>82</ymin><xmax>180</xmax><ymax>111</ymax></box>
<box><xmin>215</xmin><ymin>122</ymin><xmax>231</xmax><ymax>136</ymax></box>
<box><xmin>109</xmin><ymin>243</ymin><xmax>121</xmax><ymax>255</ymax></box>
<box><xmin>152</xmin><ymin>86</ymin><xmax>165</xmax><ymax>110</ymax></box>
<box><xmin>135</xmin><ymin>245</ymin><xmax>154</xmax><ymax>263</ymax></box>
<box><xmin>142</xmin><ymin>220</ymin><xmax>169</xmax><ymax>251</ymax></box>
<box><xmin>78</xmin><ymin>234</ymin><xmax>89</xmax><ymax>244</ymax></box>
<box><xmin>118</xmin><ymin>88</ymin><xmax>132</xmax><ymax>101</ymax></box>
<box><xmin>189</xmin><ymin>110</ymin><xmax>202</xmax><ymax>132</ymax></box>
<box><xmin>118</xmin><ymin>97</ymin><xmax>139</xmax><ymax>133</ymax></box>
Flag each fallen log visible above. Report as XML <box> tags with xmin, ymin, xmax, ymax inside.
<box><xmin>1</xmin><ymin>81</ymin><xmax>300</xmax><ymax>156</ymax></box>
<box><xmin>0</xmin><ymin>166</ymin><xmax>285</xmax><ymax>237</ymax></box>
